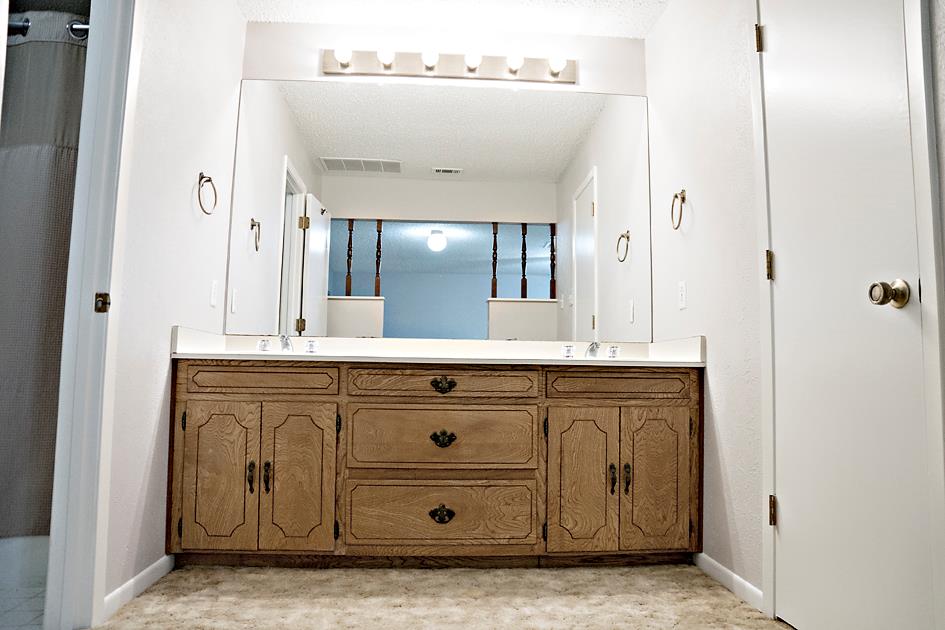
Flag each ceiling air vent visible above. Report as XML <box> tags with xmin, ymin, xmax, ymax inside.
<box><xmin>320</xmin><ymin>157</ymin><xmax>402</xmax><ymax>174</ymax></box>
<box><xmin>432</xmin><ymin>167</ymin><xmax>464</xmax><ymax>175</ymax></box>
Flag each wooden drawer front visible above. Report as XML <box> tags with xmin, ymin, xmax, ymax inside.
<box><xmin>347</xmin><ymin>405</ymin><xmax>539</xmax><ymax>469</ymax></box>
<box><xmin>346</xmin><ymin>480</ymin><xmax>538</xmax><ymax>545</ymax></box>
<box><xmin>348</xmin><ymin>368</ymin><xmax>539</xmax><ymax>398</ymax></box>
<box><xmin>546</xmin><ymin>371</ymin><xmax>690</xmax><ymax>400</ymax></box>
<box><xmin>187</xmin><ymin>365</ymin><xmax>339</xmax><ymax>395</ymax></box>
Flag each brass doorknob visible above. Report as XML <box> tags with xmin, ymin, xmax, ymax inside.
<box><xmin>868</xmin><ymin>279</ymin><xmax>910</xmax><ymax>309</ymax></box>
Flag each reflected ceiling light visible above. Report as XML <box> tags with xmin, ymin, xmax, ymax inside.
<box><xmin>427</xmin><ymin>229</ymin><xmax>447</xmax><ymax>252</ymax></box>
<box><xmin>549</xmin><ymin>56</ymin><xmax>568</xmax><ymax>76</ymax></box>
<box><xmin>421</xmin><ymin>51</ymin><xmax>439</xmax><ymax>70</ymax></box>
<box><xmin>377</xmin><ymin>49</ymin><xmax>395</xmax><ymax>67</ymax></box>
<box><xmin>333</xmin><ymin>48</ymin><xmax>353</xmax><ymax>67</ymax></box>
<box><xmin>464</xmin><ymin>53</ymin><xmax>482</xmax><ymax>72</ymax></box>
<box><xmin>506</xmin><ymin>55</ymin><xmax>525</xmax><ymax>73</ymax></box>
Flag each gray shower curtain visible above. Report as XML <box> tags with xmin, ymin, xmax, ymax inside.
<box><xmin>0</xmin><ymin>11</ymin><xmax>87</xmax><ymax>537</ymax></box>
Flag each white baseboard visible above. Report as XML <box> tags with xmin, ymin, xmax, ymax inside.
<box><xmin>101</xmin><ymin>555</ymin><xmax>174</xmax><ymax>622</ymax></box>
<box><xmin>695</xmin><ymin>552</ymin><xmax>764</xmax><ymax>612</ymax></box>
<box><xmin>0</xmin><ymin>536</ymin><xmax>49</xmax><ymax>588</ymax></box>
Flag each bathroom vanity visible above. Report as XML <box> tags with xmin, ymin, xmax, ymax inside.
<box><xmin>166</xmin><ymin>332</ymin><xmax>704</xmax><ymax>567</ymax></box>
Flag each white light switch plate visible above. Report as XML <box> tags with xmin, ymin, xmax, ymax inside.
<box><xmin>629</xmin><ymin>299</ymin><xmax>635</xmax><ymax>323</ymax></box>
<box><xmin>678</xmin><ymin>281</ymin><xmax>687</xmax><ymax>310</ymax></box>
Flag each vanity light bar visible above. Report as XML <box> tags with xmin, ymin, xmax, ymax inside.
<box><xmin>322</xmin><ymin>50</ymin><xmax>578</xmax><ymax>84</ymax></box>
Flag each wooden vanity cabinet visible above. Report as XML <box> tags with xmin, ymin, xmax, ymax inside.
<box><xmin>168</xmin><ymin>360</ymin><xmax>702</xmax><ymax>564</ymax></box>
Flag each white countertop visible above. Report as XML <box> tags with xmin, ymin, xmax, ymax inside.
<box><xmin>170</xmin><ymin>327</ymin><xmax>705</xmax><ymax>367</ymax></box>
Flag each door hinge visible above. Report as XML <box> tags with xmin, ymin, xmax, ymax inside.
<box><xmin>334</xmin><ymin>520</ymin><xmax>340</xmax><ymax>540</ymax></box>
<box><xmin>591</xmin><ymin>202</ymin><xmax>596</xmax><ymax>217</ymax></box>
<box><xmin>298</xmin><ymin>216</ymin><xmax>310</xmax><ymax>230</ymax></box>
<box><xmin>755</xmin><ymin>24</ymin><xmax>764</xmax><ymax>53</ymax></box>
<box><xmin>93</xmin><ymin>292</ymin><xmax>111</xmax><ymax>313</ymax></box>
<box><xmin>542</xmin><ymin>522</ymin><xmax>547</xmax><ymax>541</ymax></box>
<box><xmin>295</xmin><ymin>318</ymin><xmax>306</xmax><ymax>333</ymax></box>
<box><xmin>769</xmin><ymin>494</ymin><xmax>777</xmax><ymax>526</ymax></box>
<box><xmin>765</xmin><ymin>250</ymin><xmax>774</xmax><ymax>280</ymax></box>
<box><xmin>177</xmin><ymin>517</ymin><xmax>182</xmax><ymax>539</ymax></box>
<box><xmin>592</xmin><ymin>315</ymin><xmax>596</xmax><ymax>330</ymax></box>
<box><xmin>543</xmin><ymin>414</ymin><xmax>549</xmax><ymax>438</ymax></box>
<box><xmin>181</xmin><ymin>411</ymin><xmax>187</xmax><ymax>431</ymax></box>
<box><xmin>336</xmin><ymin>413</ymin><xmax>342</xmax><ymax>435</ymax></box>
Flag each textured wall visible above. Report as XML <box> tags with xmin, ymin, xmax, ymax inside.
<box><xmin>103</xmin><ymin>0</ymin><xmax>246</xmax><ymax>594</ymax></box>
<box><xmin>646</xmin><ymin>0</ymin><xmax>763</xmax><ymax>587</ymax></box>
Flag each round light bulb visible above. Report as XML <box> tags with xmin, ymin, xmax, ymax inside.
<box><xmin>549</xmin><ymin>56</ymin><xmax>568</xmax><ymax>75</ymax></box>
<box><xmin>333</xmin><ymin>48</ymin><xmax>353</xmax><ymax>66</ymax></box>
<box><xmin>464</xmin><ymin>53</ymin><xmax>482</xmax><ymax>71</ymax></box>
<box><xmin>421</xmin><ymin>51</ymin><xmax>439</xmax><ymax>70</ymax></box>
<box><xmin>427</xmin><ymin>229</ymin><xmax>447</xmax><ymax>252</ymax></box>
<box><xmin>506</xmin><ymin>55</ymin><xmax>525</xmax><ymax>73</ymax></box>
<box><xmin>377</xmin><ymin>49</ymin><xmax>396</xmax><ymax>67</ymax></box>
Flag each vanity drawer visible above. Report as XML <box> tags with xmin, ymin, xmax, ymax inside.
<box><xmin>545</xmin><ymin>370</ymin><xmax>690</xmax><ymax>400</ymax></box>
<box><xmin>348</xmin><ymin>368</ymin><xmax>540</xmax><ymax>398</ymax></box>
<box><xmin>346</xmin><ymin>404</ymin><xmax>539</xmax><ymax>469</ymax></box>
<box><xmin>345</xmin><ymin>480</ymin><xmax>538</xmax><ymax>545</ymax></box>
<box><xmin>186</xmin><ymin>364</ymin><xmax>339</xmax><ymax>395</ymax></box>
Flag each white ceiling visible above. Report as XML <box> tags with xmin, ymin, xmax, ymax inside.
<box><xmin>236</xmin><ymin>0</ymin><xmax>669</xmax><ymax>39</ymax></box>
<box><xmin>276</xmin><ymin>80</ymin><xmax>612</xmax><ymax>181</ymax></box>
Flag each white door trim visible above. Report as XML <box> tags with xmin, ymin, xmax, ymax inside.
<box><xmin>278</xmin><ymin>156</ymin><xmax>307</xmax><ymax>335</ymax></box>
<box><xmin>903</xmin><ymin>0</ymin><xmax>945</xmax><ymax>626</ymax></box>
<box><xmin>571</xmin><ymin>167</ymin><xmax>599</xmax><ymax>342</ymax></box>
<box><xmin>44</xmin><ymin>2</ymin><xmax>137</xmax><ymax>629</ymax></box>
<box><xmin>748</xmin><ymin>0</ymin><xmax>776</xmax><ymax>618</ymax></box>
<box><xmin>753</xmin><ymin>0</ymin><xmax>945</xmax><ymax>623</ymax></box>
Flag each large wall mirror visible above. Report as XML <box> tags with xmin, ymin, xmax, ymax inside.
<box><xmin>225</xmin><ymin>79</ymin><xmax>652</xmax><ymax>343</ymax></box>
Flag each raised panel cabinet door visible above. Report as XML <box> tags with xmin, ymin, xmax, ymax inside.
<box><xmin>546</xmin><ymin>407</ymin><xmax>619</xmax><ymax>553</ymax></box>
<box><xmin>259</xmin><ymin>402</ymin><xmax>337</xmax><ymax>551</ymax></box>
<box><xmin>181</xmin><ymin>401</ymin><xmax>261</xmax><ymax>551</ymax></box>
<box><xmin>619</xmin><ymin>407</ymin><xmax>690</xmax><ymax>551</ymax></box>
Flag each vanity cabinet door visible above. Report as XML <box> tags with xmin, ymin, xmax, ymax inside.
<box><xmin>181</xmin><ymin>401</ymin><xmax>261</xmax><ymax>551</ymax></box>
<box><xmin>259</xmin><ymin>402</ymin><xmax>336</xmax><ymax>552</ymax></box>
<box><xmin>546</xmin><ymin>407</ymin><xmax>620</xmax><ymax>553</ymax></box>
<box><xmin>619</xmin><ymin>407</ymin><xmax>690</xmax><ymax>551</ymax></box>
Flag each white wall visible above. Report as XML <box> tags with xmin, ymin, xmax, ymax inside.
<box><xmin>226</xmin><ymin>80</ymin><xmax>323</xmax><ymax>334</ymax></box>
<box><xmin>488</xmin><ymin>299</ymin><xmax>558</xmax><ymax>341</ymax></box>
<box><xmin>103</xmin><ymin>0</ymin><xmax>246</xmax><ymax>598</ymax></box>
<box><xmin>243</xmin><ymin>23</ymin><xmax>647</xmax><ymax>97</ymax></box>
<box><xmin>326</xmin><ymin>297</ymin><xmax>384</xmax><ymax>337</ymax></box>
<box><xmin>322</xmin><ymin>176</ymin><xmax>556</xmax><ymax>223</ymax></box>
<box><xmin>555</xmin><ymin>96</ymin><xmax>651</xmax><ymax>342</ymax></box>
<box><xmin>646</xmin><ymin>0</ymin><xmax>762</xmax><ymax>589</ymax></box>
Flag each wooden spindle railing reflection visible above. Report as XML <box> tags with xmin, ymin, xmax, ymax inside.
<box><xmin>345</xmin><ymin>219</ymin><xmax>354</xmax><ymax>296</ymax></box>
<box><xmin>550</xmin><ymin>223</ymin><xmax>557</xmax><ymax>299</ymax></box>
<box><xmin>520</xmin><ymin>223</ymin><xmax>528</xmax><ymax>298</ymax></box>
<box><xmin>375</xmin><ymin>220</ymin><xmax>383</xmax><ymax>296</ymax></box>
<box><xmin>491</xmin><ymin>222</ymin><xmax>498</xmax><ymax>299</ymax></box>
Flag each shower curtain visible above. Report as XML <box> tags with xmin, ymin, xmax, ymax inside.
<box><xmin>0</xmin><ymin>10</ymin><xmax>87</xmax><ymax>537</ymax></box>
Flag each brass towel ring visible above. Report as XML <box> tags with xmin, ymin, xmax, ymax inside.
<box><xmin>250</xmin><ymin>219</ymin><xmax>261</xmax><ymax>252</ymax></box>
<box><xmin>197</xmin><ymin>172</ymin><xmax>218</xmax><ymax>215</ymax></box>
<box><xmin>616</xmin><ymin>231</ymin><xmax>631</xmax><ymax>263</ymax></box>
<box><xmin>671</xmin><ymin>189</ymin><xmax>687</xmax><ymax>230</ymax></box>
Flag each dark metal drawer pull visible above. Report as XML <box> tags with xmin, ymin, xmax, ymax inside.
<box><xmin>624</xmin><ymin>463</ymin><xmax>632</xmax><ymax>495</ymax></box>
<box><xmin>430</xmin><ymin>430</ymin><xmax>457</xmax><ymax>448</ymax></box>
<box><xmin>247</xmin><ymin>460</ymin><xmax>256</xmax><ymax>494</ymax></box>
<box><xmin>609</xmin><ymin>463</ymin><xmax>617</xmax><ymax>495</ymax></box>
<box><xmin>429</xmin><ymin>504</ymin><xmax>455</xmax><ymax>524</ymax></box>
<box><xmin>430</xmin><ymin>376</ymin><xmax>457</xmax><ymax>394</ymax></box>
<box><xmin>263</xmin><ymin>461</ymin><xmax>271</xmax><ymax>494</ymax></box>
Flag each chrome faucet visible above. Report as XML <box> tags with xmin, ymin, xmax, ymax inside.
<box><xmin>279</xmin><ymin>334</ymin><xmax>293</xmax><ymax>352</ymax></box>
<box><xmin>585</xmin><ymin>341</ymin><xmax>601</xmax><ymax>358</ymax></box>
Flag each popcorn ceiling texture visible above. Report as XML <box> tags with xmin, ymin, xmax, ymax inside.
<box><xmin>98</xmin><ymin>565</ymin><xmax>787</xmax><ymax>629</ymax></box>
<box><xmin>236</xmin><ymin>0</ymin><xmax>668</xmax><ymax>38</ymax></box>
<box><xmin>276</xmin><ymin>81</ymin><xmax>608</xmax><ymax>181</ymax></box>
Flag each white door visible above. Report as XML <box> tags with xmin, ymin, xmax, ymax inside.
<box><xmin>572</xmin><ymin>171</ymin><xmax>598</xmax><ymax>341</ymax></box>
<box><xmin>762</xmin><ymin>1</ymin><xmax>934</xmax><ymax>628</ymax></box>
<box><xmin>301</xmin><ymin>195</ymin><xmax>330</xmax><ymax>337</ymax></box>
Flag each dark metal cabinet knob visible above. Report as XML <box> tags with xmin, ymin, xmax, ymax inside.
<box><xmin>430</xmin><ymin>376</ymin><xmax>457</xmax><ymax>394</ymax></box>
<box><xmin>263</xmin><ymin>461</ymin><xmax>271</xmax><ymax>494</ymax></box>
<box><xmin>247</xmin><ymin>460</ymin><xmax>256</xmax><ymax>494</ymax></box>
<box><xmin>429</xmin><ymin>504</ymin><xmax>455</xmax><ymax>524</ymax></box>
<box><xmin>609</xmin><ymin>463</ymin><xmax>617</xmax><ymax>495</ymax></box>
<box><xmin>430</xmin><ymin>430</ymin><xmax>457</xmax><ymax>448</ymax></box>
<box><xmin>624</xmin><ymin>463</ymin><xmax>632</xmax><ymax>495</ymax></box>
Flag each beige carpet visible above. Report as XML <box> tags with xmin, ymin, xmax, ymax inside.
<box><xmin>99</xmin><ymin>564</ymin><xmax>787</xmax><ymax>629</ymax></box>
